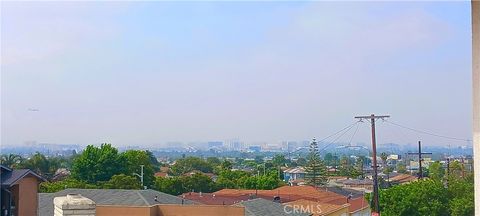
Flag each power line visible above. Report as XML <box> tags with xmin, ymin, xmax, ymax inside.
<box><xmin>384</xmin><ymin>120</ymin><xmax>471</xmax><ymax>142</ymax></box>
<box><xmin>317</xmin><ymin>121</ymin><xmax>360</xmax><ymax>144</ymax></box>
<box><xmin>319</xmin><ymin>121</ymin><xmax>361</xmax><ymax>152</ymax></box>
<box><xmin>347</xmin><ymin>123</ymin><xmax>360</xmax><ymax>146</ymax></box>
<box><xmin>289</xmin><ymin>121</ymin><xmax>360</xmax><ymax>156</ymax></box>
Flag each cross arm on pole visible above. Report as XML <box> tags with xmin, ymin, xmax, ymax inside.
<box><xmin>355</xmin><ymin>115</ymin><xmax>390</xmax><ymax>119</ymax></box>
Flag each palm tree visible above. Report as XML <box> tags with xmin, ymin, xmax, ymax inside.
<box><xmin>0</xmin><ymin>154</ymin><xmax>23</xmax><ymax>168</ymax></box>
<box><xmin>380</xmin><ymin>152</ymin><xmax>390</xmax><ymax>187</ymax></box>
<box><xmin>380</xmin><ymin>152</ymin><xmax>388</xmax><ymax>169</ymax></box>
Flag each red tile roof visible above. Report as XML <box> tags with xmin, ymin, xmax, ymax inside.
<box><xmin>346</xmin><ymin>197</ymin><xmax>370</xmax><ymax>213</ymax></box>
<box><xmin>212</xmin><ymin>186</ymin><xmax>370</xmax><ymax>213</ymax></box>
<box><xmin>154</xmin><ymin>172</ymin><xmax>168</xmax><ymax>177</ymax></box>
<box><xmin>215</xmin><ymin>186</ymin><xmax>346</xmax><ymax>204</ymax></box>
<box><xmin>389</xmin><ymin>174</ymin><xmax>417</xmax><ymax>184</ymax></box>
<box><xmin>284</xmin><ymin>199</ymin><xmax>350</xmax><ymax>216</ymax></box>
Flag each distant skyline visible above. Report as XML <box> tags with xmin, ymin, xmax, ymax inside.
<box><xmin>1</xmin><ymin>1</ymin><xmax>472</xmax><ymax>147</ymax></box>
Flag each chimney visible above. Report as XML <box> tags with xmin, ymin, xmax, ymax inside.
<box><xmin>54</xmin><ymin>194</ymin><xmax>95</xmax><ymax>216</ymax></box>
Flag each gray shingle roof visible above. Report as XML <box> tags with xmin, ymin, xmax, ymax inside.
<box><xmin>38</xmin><ymin>189</ymin><xmax>195</xmax><ymax>216</ymax></box>
<box><xmin>1</xmin><ymin>168</ymin><xmax>46</xmax><ymax>186</ymax></box>
<box><xmin>235</xmin><ymin>198</ymin><xmax>310</xmax><ymax>216</ymax></box>
<box><xmin>325</xmin><ymin>187</ymin><xmax>364</xmax><ymax>199</ymax></box>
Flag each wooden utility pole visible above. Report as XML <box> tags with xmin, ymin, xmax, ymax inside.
<box><xmin>446</xmin><ymin>157</ymin><xmax>450</xmax><ymax>187</ymax></box>
<box><xmin>407</xmin><ymin>141</ymin><xmax>432</xmax><ymax>179</ymax></box>
<box><xmin>447</xmin><ymin>157</ymin><xmax>450</xmax><ymax>176</ymax></box>
<box><xmin>354</xmin><ymin>114</ymin><xmax>389</xmax><ymax>214</ymax></box>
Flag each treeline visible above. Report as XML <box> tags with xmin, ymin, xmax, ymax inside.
<box><xmin>155</xmin><ymin>156</ymin><xmax>285</xmax><ymax>195</ymax></box>
<box><xmin>1</xmin><ymin>144</ymin><xmax>285</xmax><ymax>195</ymax></box>
<box><xmin>0</xmin><ymin>152</ymin><xmax>73</xmax><ymax>179</ymax></box>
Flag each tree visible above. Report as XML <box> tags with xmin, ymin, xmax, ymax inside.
<box><xmin>182</xmin><ymin>173</ymin><xmax>217</xmax><ymax>193</ymax></box>
<box><xmin>324</xmin><ymin>153</ymin><xmax>333</xmax><ymax>166</ymax></box>
<box><xmin>336</xmin><ymin>156</ymin><xmax>360</xmax><ymax>178</ymax></box>
<box><xmin>237</xmin><ymin>173</ymin><xmax>282</xmax><ymax>190</ymax></box>
<box><xmin>0</xmin><ymin>154</ymin><xmax>23</xmax><ymax>168</ymax></box>
<box><xmin>170</xmin><ymin>157</ymin><xmax>213</xmax><ymax>176</ymax></box>
<box><xmin>154</xmin><ymin>177</ymin><xmax>185</xmax><ymax>195</ymax></box>
<box><xmin>447</xmin><ymin>177</ymin><xmax>474</xmax><ymax>216</ymax></box>
<box><xmin>397</xmin><ymin>162</ymin><xmax>407</xmax><ymax>174</ymax></box>
<box><xmin>20</xmin><ymin>152</ymin><xmax>59</xmax><ymax>179</ymax></box>
<box><xmin>216</xmin><ymin>177</ymin><xmax>236</xmax><ymax>189</ymax></box>
<box><xmin>355</xmin><ymin>156</ymin><xmax>365</xmax><ymax>178</ymax></box>
<box><xmin>256</xmin><ymin>173</ymin><xmax>282</xmax><ymax>190</ymax></box>
<box><xmin>216</xmin><ymin>170</ymin><xmax>249</xmax><ymax>189</ymax></box>
<box><xmin>380</xmin><ymin>152</ymin><xmax>388</xmax><ymax>168</ymax></box>
<box><xmin>220</xmin><ymin>160</ymin><xmax>233</xmax><ymax>171</ymax></box>
<box><xmin>382</xmin><ymin>166</ymin><xmax>394</xmax><ymax>188</ymax></box>
<box><xmin>449</xmin><ymin>197</ymin><xmax>474</xmax><ymax>216</ymax></box>
<box><xmin>254</xmin><ymin>156</ymin><xmax>264</xmax><ymax>164</ymax></box>
<box><xmin>428</xmin><ymin>161</ymin><xmax>445</xmax><ymax>181</ymax></box>
<box><xmin>146</xmin><ymin>150</ymin><xmax>161</xmax><ymax>171</ymax></box>
<box><xmin>378</xmin><ymin>179</ymin><xmax>449</xmax><ymax>216</ymax></box>
<box><xmin>272</xmin><ymin>154</ymin><xmax>286</xmax><ymax>167</ymax></box>
<box><xmin>122</xmin><ymin>150</ymin><xmax>155</xmax><ymax>187</ymax></box>
<box><xmin>71</xmin><ymin>144</ymin><xmax>127</xmax><ymax>183</ymax></box>
<box><xmin>296</xmin><ymin>157</ymin><xmax>307</xmax><ymax>166</ymax></box>
<box><xmin>373</xmin><ymin>175</ymin><xmax>474</xmax><ymax>216</ymax></box>
<box><xmin>239</xmin><ymin>175</ymin><xmax>257</xmax><ymax>189</ymax></box>
<box><xmin>304</xmin><ymin>139</ymin><xmax>327</xmax><ymax>187</ymax></box>
<box><xmin>206</xmin><ymin>157</ymin><xmax>221</xmax><ymax>166</ymax></box>
<box><xmin>102</xmin><ymin>174</ymin><xmax>142</xmax><ymax>189</ymax></box>
<box><xmin>449</xmin><ymin>161</ymin><xmax>463</xmax><ymax>179</ymax></box>
<box><xmin>39</xmin><ymin>178</ymin><xmax>98</xmax><ymax>193</ymax></box>
<box><xmin>255</xmin><ymin>161</ymin><xmax>275</xmax><ymax>176</ymax></box>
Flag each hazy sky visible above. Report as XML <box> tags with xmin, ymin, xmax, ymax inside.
<box><xmin>1</xmin><ymin>1</ymin><xmax>473</xmax><ymax>147</ymax></box>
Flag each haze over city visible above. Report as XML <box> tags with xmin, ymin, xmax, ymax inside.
<box><xmin>1</xmin><ymin>1</ymin><xmax>473</xmax><ymax>147</ymax></box>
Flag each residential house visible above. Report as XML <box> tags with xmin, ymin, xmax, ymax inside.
<box><xmin>154</xmin><ymin>172</ymin><xmax>169</xmax><ymax>178</ymax></box>
<box><xmin>214</xmin><ymin>186</ymin><xmax>370</xmax><ymax>216</ymax></box>
<box><xmin>183</xmin><ymin>170</ymin><xmax>218</xmax><ymax>182</ymax></box>
<box><xmin>1</xmin><ymin>165</ymin><xmax>46</xmax><ymax>216</ymax></box>
<box><xmin>335</xmin><ymin>179</ymin><xmax>373</xmax><ymax>191</ymax></box>
<box><xmin>387</xmin><ymin>173</ymin><xmax>417</xmax><ymax>185</ymax></box>
<box><xmin>283</xmin><ymin>167</ymin><xmax>306</xmax><ymax>184</ymax></box>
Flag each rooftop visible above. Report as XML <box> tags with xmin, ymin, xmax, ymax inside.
<box><xmin>180</xmin><ymin>192</ymin><xmax>251</xmax><ymax>205</ymax></box>
<box><xmin>0</xmin><ymin>165</ymin><xmax>46</xmax><ymax>187</ymax></box>
<box><xmin>284</xmin><ymin>167</ymin><xmax>306</xmax><ymax>174</ymax></box>
<box><xmin>347</xmin><ymin>197</ymin><xmax>370</xmax><ymax>214</ymax></box>
<box><xmin>235</xmin><ymin>198</ymin><xmax>309</xmax><ymax>216</ymax></box>
<box><xmin>215</xmin><ymin>186</ymin><xmax>347</xmax><ymax>204</ymax></box>
<box><xmin>38</xmin><ymin>189</ymin><xmax>195</xmax><ymax>216</ymax></box>
<box><xmin>325</xmin><ymin>187</ymin><xmax>365</xmax><ymax>199</ymax></box>
<box><xmin>388</xmin><ymin>173</ymin><xmax>417</xmax><ymax>184</ymax></box>
<box><xmin>284</xmin><ymin>199</ymin><xmax>349</xmax><ymax>216</ymax></box>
